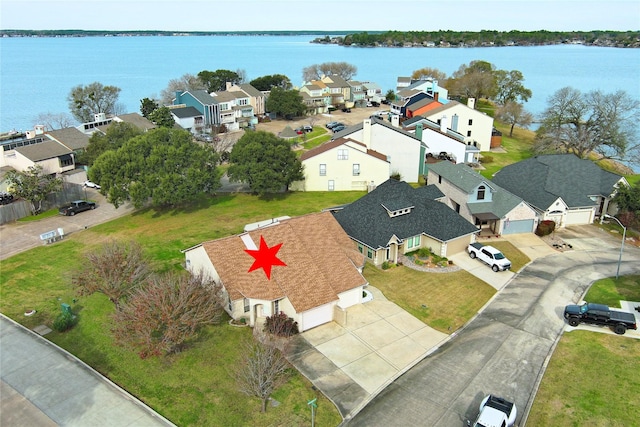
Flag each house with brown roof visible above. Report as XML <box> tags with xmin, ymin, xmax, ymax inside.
<box><xmin>182</xmin><ymin>212</ymin><xmax>368</xmax><ymax>331</ymax></box>
<box><xmin>290</xmin><ymin>137</ymin><xmax>390</xmax><ymax>191</ymax></box>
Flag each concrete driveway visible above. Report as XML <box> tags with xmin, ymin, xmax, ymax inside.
<box><xmin>345</xmin><ymin>226</ymin><xmax>640</xmax><ymax>426</ymax></box>
<box><xmin>287</xmin><ymin>287</ymin><xmax>448</xmax><ymax>418</ymax></box>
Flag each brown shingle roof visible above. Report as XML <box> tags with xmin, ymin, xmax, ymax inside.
<box><xmin>14</xmin><ymin>140</ymin><xmax>72</xmax><ymax>162</ymax></box>
<box><xmin>201</xmin><ymin>212</ymin><xmax>366</xmax><ymax>312</ymax></box>
<box><xmin>46</xmin><ymin>127</ymin><xmax>90</xmax><ymax>150</ymax></box>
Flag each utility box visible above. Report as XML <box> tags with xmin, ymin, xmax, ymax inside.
<box><xmin>61</xmin><ymin>303</ymin><xmax>72</xmax><ymax>315</ymax></box>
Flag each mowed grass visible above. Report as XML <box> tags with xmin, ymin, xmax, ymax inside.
<box><xmin>489</xmin><ymin>241</ymin><xmax>531</xmax><ymax>272</ymax></box>
<box><xmin>363</xmin><ymin>263</ymin><xmax>496</xmax><ymax>333</ymax></box>
<box><xmin>1</xmin><ymin>191</ymin><xmax>368</xmax><ymax>426</ymax></box>
<box><xmin>527</xmin><ymin>276</ymin><xmax>640</xmax><ymax>426</ymax></box>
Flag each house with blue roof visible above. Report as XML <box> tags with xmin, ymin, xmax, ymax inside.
<box><xmin>427</xmin><ymin>162</ymin><xmax>538</xmax><ymax>235</ymax></box>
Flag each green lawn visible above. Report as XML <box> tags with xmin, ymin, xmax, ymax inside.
<box><xmin>363</xmin><ymin>264</ymin><xmax>496</xmax><ymax>333</ymax></box>
<box><xmin>527</xmin><ymin>276</ymin><xmax>640</xmax><ymax>426</ymax></box>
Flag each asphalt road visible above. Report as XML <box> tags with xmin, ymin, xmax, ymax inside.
<box><xmin>344</xmin><ymin>231</ymin><xmax>640</xmax><ymax>427</ymax></box>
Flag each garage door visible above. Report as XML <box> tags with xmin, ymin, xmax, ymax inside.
<box><xmin>300</xmin><ymin>303</ymin><xmax>334</xmax><ymax>331</ymax></box>
<box><xmin>502</xmin><ymin>219</ymin><xmax>535</xmax><ymax>235</ymax></box>
<box><xmin>565</xmin><ymin>209</ymin><xmax>594</xmax><ymax>225</ymax></box>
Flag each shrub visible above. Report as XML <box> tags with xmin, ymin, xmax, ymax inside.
<box><xmin>381</xmin><ymin>261</ymin><xmax>392</xmax><ymax>270</ymax></box>
<box><xmin>417</xmin><ymin>247</ymin><xmax>431</xmax><ymax>258</ymax></box>
<box><xmin>52</xmin><ymin>311</ymin><xmax>76</xmax><ymax>332</ymax></box>
<box><xmin>390</xmin><ymin>171</ymin><xmax>402</xmax><ymax>181</ymax></box>
<box><xmin>481</xmin><ymin>155</ymin><xmax>494</xmax><ymax>164</ymax></box>
<box><xmin>535</xmin><ymin>220</ymin><xmax>556</xmax><ymax>236</ymax></box>
<box><xmin>264</xmin><ymin>312</ymin><xmax>299</xmax><ymax>337</ymax></box>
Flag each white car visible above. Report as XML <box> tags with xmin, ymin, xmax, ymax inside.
<box><xmin>83</xmin><ymin>180</ymin><xmax>101</xmax><ymax>189</ymax></box>
<box><xmin>470</xmin><ymin>395</ymin><xmax>517</xmax><ymax>427</ymax></box>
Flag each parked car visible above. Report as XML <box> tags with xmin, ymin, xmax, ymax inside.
<box><xmin>295</xmin><ymin>127</ymin><xmax>304</xmax><ymax>135</ymax></box>
<box><xmin>303</xmin><ymin>125</ymin><xmax>313</xmax><ymax>133</ymax></box>
<box><xmin>564</xmin><ymin>302</ymin><xmax>638</xmax><ymax>335</ymax></box>
<box><xmin>326</xmin><ymin>121</ymin><xmax>340</xmax><ymax>129</ymax></box>
<box><xmin>332</xmin><ymin>125</ymin><xmax>346</xmax><ymax>133</ymax></box>
<box><xmin>341</xmin><ymin>107</ymin><xmax>351</xmax><ymax>113</ymax></box>
<box><xmin>467</xmin><ymin>242</ymin><xmax>512</xmax><ymax>272</ymax></box>
<box><xmin>83</xmin><ymin>180</ymin><xmax>101</xmax><ymax>189</ymax></box>
<box><xmin>0</xmin><ymin>192</ymin><xmax>14</xmax><ymax>205</ymax></box>
<box><xmin>470</xmin><ymin>395</ymin><xmax>517</xmax><ymax>427</ymax></box>
<box><xmin>59</xmin><ymin>200</ymin><xmax>96</xmax><ymax>216</ymax></box>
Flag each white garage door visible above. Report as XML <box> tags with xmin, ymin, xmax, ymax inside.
<box><xmin>300</xmin><ymin>303</ymin><xmax>334</xmax><ymax>331</ymax></box>
<box><xmin>565</xmin><ymin>209</ymin><xmax>594</xmax><ymax>225</ymax></box>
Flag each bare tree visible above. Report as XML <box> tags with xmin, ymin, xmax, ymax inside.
<box><xmin>535</xmin><ymin>87</ymin><xmax>640</xmax><ymax>164</ymax></box>
<box><xmin>232</xmin><ymin>333</ymin><xmax>290</xmax><ymax>412</ymax></box>
<box><xmin>112</xmin><ymin>271</ymin><xmax>224</xmax><ymax>358</ymax></box>
<box><xmin>303</xmin><ymin>62</ymin><xmax>357</xmax><ymax>82</ymax></box>
<box><xmin>160</xmin><ymin>73</ymin><xmax>206</xmax><ymax>105</ymax></box>
<box><xmin>73</xmin><ymin>240</ymin><xmax>150</xmax><ymax>310</ymax></box>
<box><xmin>410</xmin><ymin>67</ymin><xmax>448</xmax><ymax>83</ymax></box>
<box><xmin>33</xmin><ymin>112</ymin><xmax>75</xmax><ymax>130</ymax></box>
<box><xmin>495</xmin><ymin>101</ymin><xmax>534</xmax><ymax>137</ymax></box>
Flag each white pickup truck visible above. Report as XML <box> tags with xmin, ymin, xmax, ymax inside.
<box><xmin>469</xmin><ymin>395</ymin><xmax>517</xmax><ymax>427</ymax></box>
<box><xmin>467</xmin><ymin>242</ymin><xmax>511</xmax><ymax>272</ymax></box>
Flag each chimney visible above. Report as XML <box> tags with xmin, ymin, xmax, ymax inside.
<box><xmin>363</xmin><ymin>119</ymin><xmax>372</xmax><ymax>149</ymax></box>
<box><xmin>440</xmin><ymin>115</ymin><xmax>448</xmax><ymax>133</ymax></box>
<box><xmin>175</xmin><ymin>91</ymin><xmax>182</xmax><ymax>104</ymax></box>
<box><xmin>35</xmin><ymin>125</ymin><xmax>45</xmax><ymax>135</ymax></box>
<box><xmin>467</xmin><ymin>97</ymin><xmax>476</xmax><ymax>109</ymax></box>
<box><xmin>391</xmin><ymin>114</ymin><xmax>400</xmax><ymax>127</ymax></box>
<box><xmin>434</xmin><ymin>92</ymin><xmax>439</xmax><ymax>102</ymax></box>
<box><xmin>416</xmin><ymin>123</ymin><xmax>423</xmax><ymax>141</ymax></box>
<box><xmin>226</xmin><ymin>82</ymin><xmax>232</xmax><ymax>90</ymax></box>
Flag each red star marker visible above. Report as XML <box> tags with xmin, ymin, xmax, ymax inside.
<box><xmin>244</xmin><ymin>236</ymin><xmax>287</xmax><ymax>280</ymax></box>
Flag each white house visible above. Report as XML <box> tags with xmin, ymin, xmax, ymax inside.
<box><xmin>182</xmin><ymin>212</ymin><xmax>368</xmax><ymax>332</ymax></box>
<box><xmin>422</xmin><ymin>99</ymin><xmax>494</xmax><ymax>151</ymax></box>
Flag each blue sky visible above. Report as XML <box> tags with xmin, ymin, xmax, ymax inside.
<box><xmin>1</xmin><ymin>0</ymin><xmax>639</xmax><ymax>32</ymax></box>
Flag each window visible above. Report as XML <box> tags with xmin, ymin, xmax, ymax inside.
<box><xmin>337</xmin><ymin>149</ymin><xmax>348</xmax><ymax>160</ymax></box>
<box><xmin>244</xmin><ymin>298</ymin><xmax>250</xmax><ymax>313</ymax></box>
<box><xmin>319</xmin><ymin>164</ymin><xmax>326</xmax><ymax>176</ymax></box>
<box><xmin>467</xmin><ymin>130</ymin><xmax>472</xmax><ymax>137</ymax></box>
<box><xmin>468</xmin><ymin>119</ymin><xmax>473</xmax><ymax>125</ymax></box>
<box><xmin>407</xmin><ymin>235</ymin><xmax>421</xmax><ymax>249</ymax></box>
<box><xmin>358</xmin><ymin>244</ymin><xmax>363</xmax><ymax>254</ymax></box>
<box><xmin>228</xmin><ymin>297</ymin><xmax>232</xmax><ymax>312</ymax></box>
<box><xmin>367</xmin><ymin>248</ymin><xmax>373</xmax><ymax>259</ymax></box>
<box><xmin>477</xmin><ymin>185</ymin><xmax>486</xmax><ymax>200</ymax></box>
<box><xmin>353</xmin><ymin>164</ymin><xmax>360</xmax><ymax>176</ymax></box>
<box><xmin>453</xmin><ymin>201</ymin><xmax>460</xmax><ymax>213</ymax></box>
<box><xmin>59</xmin><ymin>154</ymin><xmax>73</xmax><ymax>167</ymax></box>
<box><xmin>438</xmin><ymin>175</ymin><xmax>442</xmax><ymax>184</ymax></box>
<box><xmin>274</xmin><ymin>299</ymin><xmax>280</xmax><ymax>314</ymax></box>
<box><xmin>328</xmin><ymin>180</ymin><xmax>335</xmax><ymax>191</ymax></box>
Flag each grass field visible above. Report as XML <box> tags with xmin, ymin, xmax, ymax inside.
<box><xmin>527</xmin><ymin>276</ymin><xmax>640</xmax><ymax>426</ymax></box>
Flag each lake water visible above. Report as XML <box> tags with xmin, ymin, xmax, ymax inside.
<box><xmin>1</xmin><ymin>35</ymin><xmax>639</xmax><ymax>134</ymax></box>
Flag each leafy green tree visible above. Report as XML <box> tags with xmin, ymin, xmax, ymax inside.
<box><xmin>250</xmin><ymin>74</ymin><xmax>292</xmax><ymax>91</ymax></box>
<box><xmin>302</xmin><ymin>62</ymin><xmax>357</xmax><ymax>81</ymax></box>
<box><xmin>495</xmin><ymin>101</ymin><xmax>534</xmax><ymax>137</ymax></box>
<box><xmin>612</xmin><ymin>181</ymin><xmax>640</xmax><ymax>213</ymax></box>
<box><xmin>67</xmin><ymin>82</ymin><xmax>121</xmax><ymax>123</ymax></box>
<box><xmin>535</xmin><ymin>87</ymin><xmax>640</xmax><ymax>163</ymax></box>
<box><xmin>80</xmin><ymin>121</ymin><xmax>142</xmax><ymax>166</ymax></box>
<box><xmin>494</xmin><ymin>70</ymin><xmax>532</xmax><ymax>105</ymax></box>
<box><xmin>140</xmin><ymin>97</ymin><xmax>159</xmax><ymax>118</ymax></box>
<box><xmin>265</xmin><ymin>87</ymin><xmax>306</xmax><ymax>119</ymax></box>
<box><xmin>148</xmin><ymin>106</ymin><xmax>175</xmax><ymax>128</ymax></box>
<box><xmin>448</xmin><ymin>60</ymin><xmax>497</xmax><ymax>105</ymax></box>
<box><xmin>198</xmin><ymin>69</ymin><xmax>241</xmax><ymax>92</ymax></box>
<box><xmin>90</xmin><ymin>128</ymin><xmax>221</xmax><ymax>208</ymax></box>
<box><xmin>228</xmin><ymin>131</ymin><xmax>304</xmax><ymax>195</ymax></box>
<box><xmin>385</xmin><ymin>89</ymin><xmax>396</xmax><ymax>102</ymax></box>
<box><xmin>5</xmin><ymin>165</ymin><xmax>63</xmax><ymax>214</ymax></box>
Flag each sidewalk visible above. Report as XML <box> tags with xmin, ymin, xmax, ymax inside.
<box><xmin>0</xmin><ymin>315</ymin><xmax>176</xmax><ymax>427</ymax></box>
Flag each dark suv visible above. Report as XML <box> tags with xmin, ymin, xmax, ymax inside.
<box><xmin>59</xmin><ymin>200</ymin><xmax>96</xmax><ymax>216</ymax></box>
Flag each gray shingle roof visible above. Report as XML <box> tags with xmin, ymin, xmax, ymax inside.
<box><xmin>170</xmin><ymin>106</ymin><xmax>203</xmax><ymax>119</ymax></box>
<box><xmin>238</xmin><ymin>83</ymin><xmax>263</xmax><ymax>98</ymax></box>
<box><xmin>46</xmin><ymin>127</ymin><xmax>90</xmax><ymax>150</ymax></box>
<box><xmin>189</xmin><ymin>90</ymin><xmax>217</xmax><ymax>105</ymax></box>
<box><xmin>14</xmin><ymin>140</ymin><xmax>72</xmax><ymax>162</ymax></box>
<box><xmin>333</xmin><ymin>179</ymin><xmax>478</xmax><ymax>249</ymax></box>
<box><xmin>492</xmin><ymin>154</ymin><xmax>625</xmax><ymax>210</ymax></box>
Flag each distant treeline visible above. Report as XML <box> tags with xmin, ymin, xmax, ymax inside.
<box><xmin>312</xmin><ymin>30</ymin><xmax>640</xmax><ymax>48</ymax></box>
<box><xmin>0</xmin><ymin>29</ymin><xmax>349</xmax><ymax>38</ymax></box>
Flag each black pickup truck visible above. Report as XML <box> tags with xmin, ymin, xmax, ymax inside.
<box><xmin>564</xmin><ymin>302</ymin><xmax>638</xmax><ymax>335</ymax></box>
